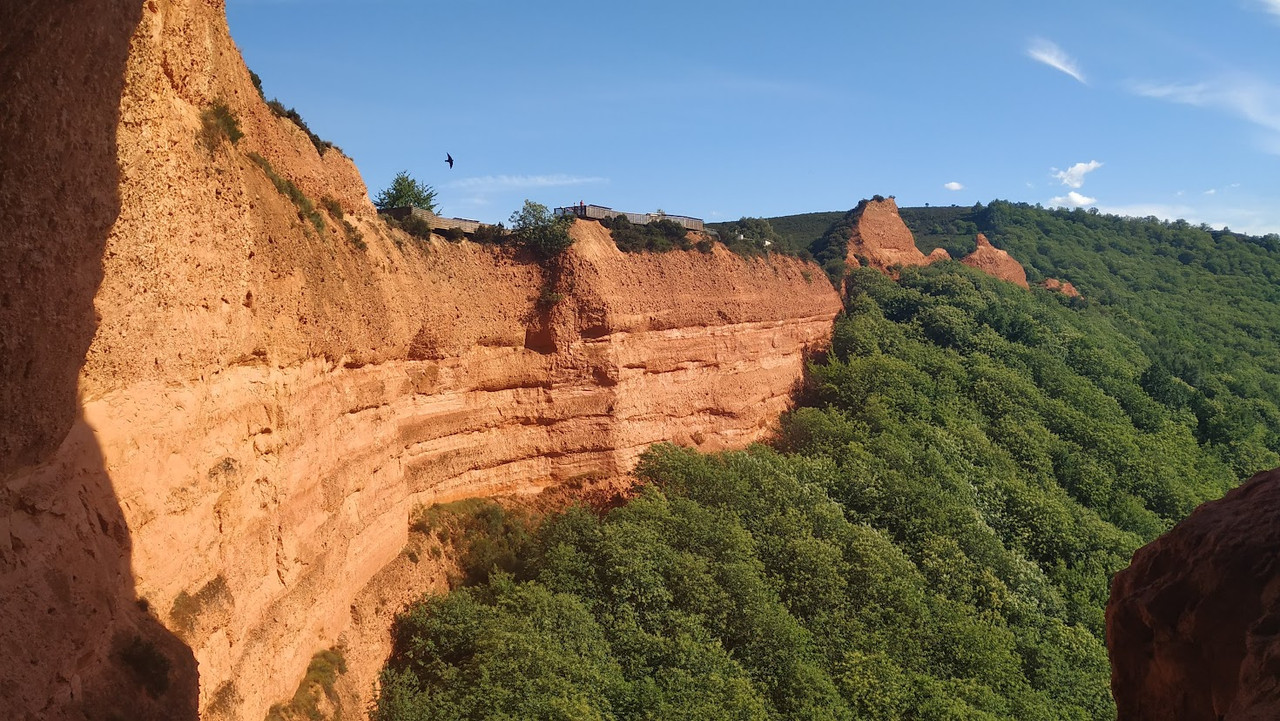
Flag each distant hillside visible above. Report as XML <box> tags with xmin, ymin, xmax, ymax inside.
<box><xmin>898</xmin><ymin>204</ymin><xmax>984</xmax><ymax>257</ymax></box>
<box><xmin>764</xmin><ymin>210</ymin><xmax>845</xmax><ymax>252</ymax></box>
<box><xmin>708</xmin><ymin>211</ymin><xmax>843</xmax><ymax>256</ymax></box>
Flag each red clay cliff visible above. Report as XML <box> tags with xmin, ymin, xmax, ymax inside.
<box><xmin>0</xmin><ymin>1</ymin><xmax>841</xmax><ymax>718</ymax></box>
<box><xmin>1107</xmin><ymin>467</ymin><xmax>1280</xmax><ymax>720</ymax></box>
<box><xmin>845</xmin><ymin>197</ymin><xmax>950</xmax><ymax>274</ymax></box>
<box><xmin>960</xmin><ymin>233</ymin><xmax>1029</xmax><ymax>288</ymax></box>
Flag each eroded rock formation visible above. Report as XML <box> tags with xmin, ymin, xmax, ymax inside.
<box><xmin>1041</xmin><ymin>277</ymin><xmax>1081</xmax><ymax>298</ymax></box>
<box><xmin>960</xmin><ymin>233</ymin><xmax>1029</xmax><ymax>288</ymax></box>
<box><xmin>845</xmin><ymin>197</ymin><xmax>950</xmax><ymax>273</ymax></box>
<box><xmin>1107</xmin><ymin>467</ymin><xmax>1280</xmax><ymax>720</ymax></box>
<box><xmin>0</xmin><ymin>1</ymin><xmax>841</xmax><ymax>718</ymax></box>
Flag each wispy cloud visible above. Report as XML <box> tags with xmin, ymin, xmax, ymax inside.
<box><xmin>446</xmin><ymin>174</ymin><xmax>608</xmax><ymax>191</ymax></box>
<box><xmin>1050</xmin><ymin>191</ymin><xmax>1097</xmax><ymax>208</ymax></box>
<box><xmin>1204</xmin><ymin>188</ymin><xmax>1217</xmax><ymax>195</ymax></box>
<box><xmin>1052</xmin><ymin>160</ymin><xmax>1103</xmax><ymax>188</ymax></box>
<box><xmin>1259</xmin><ymin>0</ymin><xmax>1280</xmax><ymax>17</ymax></box>
<box><xmin>1027</xmin><ymin>38</ymin><xmax>1086</xmax><ymax>84</ymax></box>
<box><xmin>943</xmin><ymin>181</ymin><xmax>964</xmax><ymax>191</ymax></box>
<box><xmin>1132</xmin><ymin>76</ymin><xmax>1280</xmax><ymax>151</ymax></box>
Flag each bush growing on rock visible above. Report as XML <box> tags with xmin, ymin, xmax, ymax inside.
<box><xmin>374</xmin><ymin>170</ymin><xmax>438</xmax><ymax>213</ymax></box>
<box><xmin>199</xmin><ymin>101</ymin><xmax>242</xmax><ymax>151</ymax></box>
<box><xmin>509</xmin><ymin>200</ymin><xmax>574</xmax><ymax>260</ymax></box>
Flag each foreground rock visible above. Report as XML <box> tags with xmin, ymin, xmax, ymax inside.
<box><xmin>0</xmin><ymin>1</ymin><xmax>841</xmax><ymax>718</ymax></box>
<box><xmin>1107</xmin><ymin>467</ymin><xmax>1280</xmax><ymax>720</ymax></box>
<box><xmin>960</xmin><ymin>233</ymin><xmax>1029</xmax><ymax>288</ymax></box>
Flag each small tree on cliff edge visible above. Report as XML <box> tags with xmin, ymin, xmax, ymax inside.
<box><xmin>509</xmin><ymin>200</ymin><xmax>574</xmax><ymax>260</ymax></box>
<box><xmin>375</xmin><ymin>171</ymin><xmax>439</xmax><ymax>213</ymax></box>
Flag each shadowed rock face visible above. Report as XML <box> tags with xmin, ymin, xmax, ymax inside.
<box><xmin>960</xmin><ymin>233</ymin><xmax>1029</xmax><ymax>288</ymax></box>
<box><xmin>1107</xmin><ymin>467</ymin><xmax>1280</xmax><ymax>721</ymax></box>
<box><xmin>2</xmin><ymin>1</ymin><xmax>197</xmax><ymax>718</ymax></box>
<box><xmin>1</xmin><ymin>1</ymin><xmax>844</xmax><ymax>717</ymax></box>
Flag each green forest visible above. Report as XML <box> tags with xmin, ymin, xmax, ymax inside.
<box><xmin>371</xmin><ymin>203</ymin><xmax>1280</xmax><ymax>720</ymax></box>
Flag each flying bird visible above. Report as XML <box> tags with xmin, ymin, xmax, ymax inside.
<box><xmin>446</xmin><ymin>153</ymin><xmax>454</xmax><ymax>169</ymax></box>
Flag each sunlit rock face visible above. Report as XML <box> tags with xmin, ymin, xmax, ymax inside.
<box><xmin>0</xmin><ymin>1</ymin><xmax>842</xmax><ymax>717</ymax></box>
<box><xmin>960</xmin><ymin>233</ymin><xmax>1029</xmax><ymax>288</ymax></box>
<box><xmin>845</xmin><ymin>197</ymin><xmax>950</xmax><ymax>274</ymax></box>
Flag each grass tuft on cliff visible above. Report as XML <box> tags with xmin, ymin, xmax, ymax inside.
<box><xmin>248</xmin><ymin>152</ymin><xmax>325</xmax><ymax>233</ymax></box>
<box><xmin>266</xmin><ymin>647</ymin><xmax>348</xmax><ymax>721</ymax></box>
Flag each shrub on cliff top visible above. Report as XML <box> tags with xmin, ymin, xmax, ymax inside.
<box><xmin>603</xmin><ymin>215</ymin><xmax>692</xmax><ymax>253</ymax></box>
<box><xmin>265</xmin><ymin>98</ymin><xmax>338</xmax><ymax>156</ymax></box>
<box><xmin>510</xmin><ymin>200</ymin><xmax>574</xmax><ymax>260</ymax></box>
<box><xmin>374</xmin><ymin>170</ymin><xmax>439</xmax><ymax>213</ymax></box>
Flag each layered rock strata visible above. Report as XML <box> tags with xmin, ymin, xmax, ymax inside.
<box><xmin>960</xmin><ymin>233</ymin><xmax>1029</xmax><ymax>288</ymax></box>
<box><xmin>0</xmin><ymin>1</ymin><xmax>842</xmax><ymax>719</ymax></box>
<box><xmin>1107</xmin><ymin>467</ymin><xmax>1280</xmax><ymax>720</ymax></box>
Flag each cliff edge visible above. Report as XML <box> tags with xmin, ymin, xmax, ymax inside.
<box><xmin>1107</xmin><ymin>467</ymin><xmax>1280</xmax><ymax>720</ymax></box>
<box><xmin>0</xmin><ymin>1</ymin><xmax>841</xmax><ymax>718</ymax></box>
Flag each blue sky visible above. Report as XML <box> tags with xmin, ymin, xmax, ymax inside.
<box><xmin>227</xmin><ymin>1</ymin><xmax>1280</xmax><ymax>234</ymax></box>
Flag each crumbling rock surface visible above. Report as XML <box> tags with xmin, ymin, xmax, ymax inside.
<box><xmin>1041</xmin><ymin>277</ymin><xmax>1081</xmax><ymax>298</ymax></box>
<box><xmin>1107</xmin><ymin>467</ymin><xmax>1280</xmax><ymax>720</ymax></box>
<box><xmin>0</xmin><ymin>1</ymin><xmax>842</xmax><ymax>718</ymax></box>
<box><xmin>960</xmin><ymin>233</ymin><xmax>1029</xmax><ymax>288</ymax></box>
<box><xmin>845</xmin><ymin>197</ymin><xmax>949</xmax><ymax>274</ymax></box>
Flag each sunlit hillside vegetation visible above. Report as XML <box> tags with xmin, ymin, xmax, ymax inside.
<box><xmin>373</xmin><ymin>204</ymin><xmax>1280</xmax><ymax>720</ymax></box>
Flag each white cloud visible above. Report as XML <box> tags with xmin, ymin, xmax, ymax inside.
<box><xmin>1027</xmin><ymin>38</ymin><xmax>1086</xmax><ymax>84</ymax></box>
<box><xmin>446</xmin><ymin>174</ymin><xmax>608</xmax><ymax>190</ymax></box>
<box><xmin>1049</xmin><ymin>191</ymin><xmax>1097</xmax><ymax>208</ymax></box>
<box><xmin>943</xmin><ymin>181</ymin><xmax>964</xmax><ymax>191</ymax></box>
<box><xmin>1051</xmin><ymin>160</ymin><xmax>1103</xmax><ymax>188</ymax></box>
<box><xmin>1132</xmin><ymin>76</ymin><xmax>1280</xmax><ymax>152</ymax></box>
<box><xmin>1091</xmin><ymin>202</ymin><xmax>1280</xmax><ymax>236</ymax></box>
<box><xmin>1260</xmin><ymin>0</ymin><xmax>1280</xmax><ymax>17</ymax></box>
<box><xmin>1204</xmin><ymin>188</ymin><xmax>1217</xmax><ymax>195</ymax></box>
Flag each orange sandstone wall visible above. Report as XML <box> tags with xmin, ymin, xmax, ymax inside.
<box><xmin>0</xmin><ymin>1</ymin><xmax>841</xmax><ymax>718</ymax></box>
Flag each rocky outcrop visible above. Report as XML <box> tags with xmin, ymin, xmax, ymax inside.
<box><xmin>960</xmin><ymin>233</ymin><xmax>1028</xmax><ymax>288</ymax></box>
<box><xmin>0</xmin><ymin>1</ymin><xmax>842</xmax><ymax>718</ymax></box>
<box><xmin>1041</xmin><ymin>277</ymin><xmax>1081</xmax><ymax>298</ymax></box>
<box><xmin>845</xmin><ymin>197</ymin><xmax>949</xmax><ymax>274</ymax></box>
<box><xmin>1107</xmin><ymin>467</ymin><xmax>1280</xmax><ymax>720</ymax></box>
